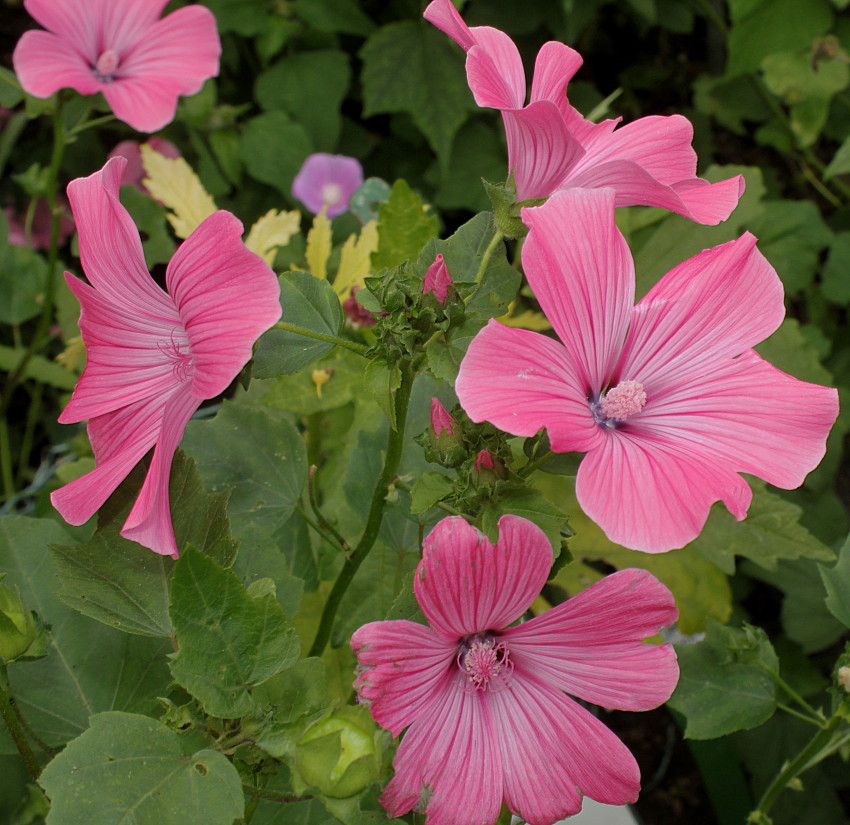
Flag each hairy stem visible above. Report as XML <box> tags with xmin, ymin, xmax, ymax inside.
<box><xmin>0</xmin><ymin>662</ymin><xmax>41</xmax><ymax>780</ymax></box>
<box><xmin>271</xmin><ymin>322</ymin><xmax>370</xmax><ymax>357</ymax></box>
<box><xmin>475</xmin><ymin>230</ymin><xmax>505</xmax><ymax>283</ymax></box>
<box><xmin>308</xmin><ymin>364</ymin><xmax>414</xmax><ymax>657</ymax></box>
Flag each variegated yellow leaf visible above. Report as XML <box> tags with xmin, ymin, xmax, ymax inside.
<box><xmin>333</xmin><ymin>220</ymin><xmax>378</xmax><ymax>298</ymax></box>
<box><xmin>140</xmin><ymin>145</ymin><xmax>217</xmax><ymax>239</ymax></box>
<box><xmin>245</xmin><ymin>209</ymin><xmax>301</xmax><ymax>265</ymax></box>
<box><xmin>497</xmin><ymin>301</ymin><xmax>551</xmax><ymax>331</ymax></box>
<box><xmin>305</xmin><ymin>208</ymin><xmax>332</xmax><ymax>280</ymax></box>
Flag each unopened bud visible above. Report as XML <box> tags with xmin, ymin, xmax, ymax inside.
<box><xmin>312</xmin><ymin>368</ymin><xmax>334</xmax><ymax>399</ymax></box>
<box><xmin>422</xmin><ymin>253</ymin><xmax>453</xmax><ymax>305</ymax></box>
<box><xmin>838</xmin><ymin>666</ymin><xmax>850</xmax><ymax>694</ymax></box>
<box><xmin>0</xmin><ymin>576</ymin><xmax>43</xmax><ymax>662</ymax></box>
<box><xmin>419</xmin><ymin>398</ymin><xmax>466</xmax><ymax>467</ymax></box>
<box><xmin>430</xmin><ymin>397</ymin><xmax>455</xmax><ymax>437</ymax></box>
<box><xmin>472</xmin><ymin>449</ymin><xmax>506</xmax><ymax>484</ymax></box>
<box><xmin>343</xmin><ymin>286</ymin><xmax>378</xmax><ymax>327</ymax></box>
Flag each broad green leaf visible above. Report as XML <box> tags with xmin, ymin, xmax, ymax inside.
<box><xmin>824</xmin><ymin>134</ymin><xmax>850</xmax><ymax>179</ymax></box>
<box><xmin>692</xmin><ymin>480</ymin><xmax>835</xmax><ymax>575</ymax></box>
<box><xmin>119</xmin><ymin>184</ymin><xmax>175</xmax><ymax>267</ymax></box>
<box><xmin>0</xmin><ymin>66</ymin><xmax>23</xmax><ymax>107</ymax></box>
<box><xmin>385</xmin><ymin>571</ymin><xmax>426</xmax><ymax>624</ymax></box>
<box><xmin>822</xmin><ymin>232</ymin><xmax>850</xmax><ymax>305</ymax></box>
<box><xmin>726</xmin><ymin>0</ymin><xmax>833</xmax><ymax>78</ymax></box>
<box><xmin>748</xmin><ymin>200</ymin><xmax>832</xmax><ymax>295</ymax></box>
<box><xmin>361</xmin><ymin>21</ymin><xmax>474</xmax><ymax>167</ymax></box>
<box><xmin>182</xmin><ymin>401</ymin><xmax>307</xmax><ymax>539</ymax></box>
<box><xmin>372</xmin><ymin>179</ymin><xmax>439</xmax><ymax>271</ymax></box>
<box><xmin>668</xmin><ymin>622</ymin><xmax>778</xmax><ymax>739</ymax></box>
<box><xmin>409</xmin><ymin>472</ymin><xmax>454</xmax><ymax>514</ymax></box>
<box><xmin>256</xmin><ymin>51</ymin><xmax>350</xmax><ymax>151</ymax></box>
<box><xmin>0</xmin><ymin>241</ymin><xmax>48</xmax><ymax>324</ymax></box>
<box><xmin>240</xmin><ymin>111</ymin><xmax>312</xmax><ymax>198</ymax></box>
<box><xmin>756</xmin><ymin>317</ymin><xmax>834</xmax><ymax>386</ymax></box>
<box><xmin>169</xmin><ymin>548</ymin><xmax>300</xmax><ymax>718</ymax></box>
<box><xmin>199</xmin><ymin>0</ymin><xmax>267</xmax><ymax>35</ymax></box>
<box><xmin>0</xmin><ymin>344</ymin><xmax>76</xmax><ymax>390</ymax></box>
<box><xmin>0</xmin><ymin>516</ymin><xmax>170</xmax><ymax>753</ymax></box>
<box><xmin>292</xmin><ymin>0</ymin><xmax>375</xmax><ymax>35</ymax></box>
<box><xmin>40</xmin><ymin>711</ymin><xmax>243</xmax><ymax>825</ymax></box>
<box><xmin>481</xmin><ymin>486</ymin><xmax>569</xmax><ymax>555</ymax></box>
<box><xmin>363</xmin><ymin>360</ymin><xmax>402</xmax><ymax>429</ymax></box>
<box><xmin>253</xmin><ymin>271</ymin><xmax>345</xmax><ymax>378</ymax></box>
<box><xmin>820</xmin><ymin>533</ymin><xmax>850</xmax><ymax>628</ymax></box>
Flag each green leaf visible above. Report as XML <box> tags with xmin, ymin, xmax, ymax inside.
<box><xmin>240</xmin><ymin>111</ymin><xmax>312</xmax><ymax>198</ymax></box>
<box><xmin>361</xmin><ymin>21</ymin><xmax>474</xmax><ymax>167</ymax></box>
<box><xmin>253</xmin><ymin>271</ymin><xmax>345</xmax><ymax>378</ymax></box>
<box><xmin>0</xmin><ymin>516</ymin><xmax>171</xmax><ymax>753</ymax></box>
<box><xmin>691</xmin><ymin>480</ymin><xmax>835</xmax><ymax>575</ymax></box>
<box><xmin>119</xmin><ymin>185</ymin><xmax>175</xmax><ymax>267</ymax></box>
<box><xmin>668</xmin><ymin>622</ymin><xmax>778</xmax><ymax>739</ymax></box>
<box><xmin>40</xmin><ymin>711</ymin><xmax>243</xmax><ymax>825</ymax></box>
<box><xmin>169</xmin><ymin>548</ymin><xmax>300</xmax><ymax>718</ymax></box>
<box><xmin>822</xmin><ymin>232</ymin><xmax>850</xmax><ymax>305</ymax></box>
<box><xmin>0</xmin><ymin>344</ymin><xmax>76</xmax><ymax>390</ymax></box>
<box><xmin>372</xmin><ymin>179</ymin><xmax>439</xmax><ymax>271</ymax></box>
<box><xmin>292</xmin><ymin>0</ymin><xmax>375</xmax><ymax>35</ymax></box>
<box><xmin>0</xmin><ymin>66</ymin><xmax>23</xmax><ymax>108</ymax></box>
<box><xmin>199</xmin><ymin>0</ymin><xmax>268</xmax><ymax>35</ymax></box>
<box><xmin>182</xmin><ymin>402</ymin><xmax>308</xmax><ymax>539</ymax></box>
<box><xmin>756</xmin><ymin>317</ymin><xmax>834</xmax><ymax>386</ymax></box>
<box><xmin>820</xmin><ymin>533</ymin><xmax>850</xmax><ymax>629</ymax></box>
<box><xmin>824</xmin><ymin>133</ymin><xmax>850</xmax><ymax>179</ymax></box>
<box><xmin>256</xmin><ymin>51</ymin><xmax>350</xmax><ymax>151</ymax></box>
<box><xmin>748</xmin><ymin>200</ymin><xmax>832</xmax><ymax>295</ymax></box>
<box><xmin>0</xmin><ymin>241</ymin><xmax>48</xmax><ymax>324</ymax></box>
<box><xmin>725</xmin><ymin>0</ymin><xmax>833</xmax><ymax>78</ymax></box>
<box><xmin>363</xmin><ymin>360</ymin><xmax>402</xmax><ymax>429</ymax></box>
<box><xmin>409</xmin><ymin>472</ymin><xmax>454</xmax><ymax>514</ymax></box>
<box><xmin>482</xmin><ymin>486</ymin><xmax>569</xmax><ymax>555</ymax></box>
<box><xmin>385</xmin><ymin>571</ymin><xmax>426</xmax><ymax>624</ymax></box>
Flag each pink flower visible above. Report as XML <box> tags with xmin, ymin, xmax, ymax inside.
<box><xmin>51</xmin><ymin>157</ymin><xmax>281</xmax><ymax>557</ymax></box>
<box><xmin>423</xmin><ymin>0</ymin><xmax>742</xmax><ymax>222</ymax></box>
<box><xmin>352</xmin><ymin>514</ymin><xmax>678</xmax><ymax>825</ymax></box>
<box><xmin>422</xmin><ymin>253</ymin><xmax>453</xmax><ymax>304</ymax></box>
<box><xmin>108</xmin><ymin>137</ymin><xmax>180</xmax><ymax>194</ymax></box>
<box><xmin>13</xmin><ymin>0</ymin><xmax>221</xmax><ymax>133</ymax></box>
<box><xmin>292</xmin><ymin>153</ymin><xmax>364</xmax><ymax>218</ymax></box>
<box><xmin>456</xmin><ymin>188</ymin><xmax>839</xmax><ymax>553</ymax></box>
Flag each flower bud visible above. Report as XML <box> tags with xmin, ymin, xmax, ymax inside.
<box><xmin>419</xmin><ymin>398</ymin><xmax>466</xmax><ymax>467</ymax></box>
<box><xmin>0</xmin><ymin>576</ymin><xmax>43</xmax><ymax>662</ymax></box>
<box><xmin>342</xmin><ymin>286</ymin><xmax>378</xmax><ymax>327</ymax></box>
<box><xmin>295</xmin><ymin>706</ymin><xmax>381</xmax><ymax>798</ymax></box>
<box><xmin>421</xmin><ymin>253</ymin><xmax>453</xmax><ymax>305</ymax></box>
<box><xmin>472</xmin><ymin>449</ymin><xmax>506</xmax><ymax>484</ymax></box>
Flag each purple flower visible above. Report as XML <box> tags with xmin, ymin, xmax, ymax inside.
<box><xmin>292</xmin><ymin>153</ymin><xmax>364</xmax><ymax>218</ymax></box>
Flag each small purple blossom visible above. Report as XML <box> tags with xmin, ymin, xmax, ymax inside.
<box><xmin>292</xmin><ymin>153</ymin><xmax>364</xmax><ymax>218</ymax></box>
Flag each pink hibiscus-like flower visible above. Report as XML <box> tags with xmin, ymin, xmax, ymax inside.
<box><xmin>51</xmin><ymin>157</ymin><xmax>281</xmax><ymax>557</ymax></box>
<box><xmin>352</xmin><ymin>514</ymin><xmax>678</xmax><ymax>825</ymax></box>
<box><xmin>13</xmin><ymin>0</ymin><xmax>220</xmax><ymax>133</ymax></box>
<box><xmin>424</xmin><ymin>0</ymin><xmax>742</xmax><ymax>222</ymax></box>
<box><xmin>456</xmin><ymin>188</ymin><xmax>839</xmax><ymax>553</ymax></box>
<box><xmin>292</xmin><ymin>153</ymin><xmax>364</xmax><ymax>218</ymax></box>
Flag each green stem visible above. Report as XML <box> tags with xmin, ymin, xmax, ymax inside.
<box><xmin>241</xmin><ymin>785</ymin><xmax>312</xmax><ymax>804</ymax></box>
<box><xmin>519</xmin><ymin>449</ymin><xmax>556</xmax><ymax>479</ymax></box>
<box><xmin>777</xmin><ymin>702</ymin><xmax>823</xmax><ymax>728</ymax></box>
<box><xmin>271</xmin><ymin>322</ymin><xmax>370</xmax><ymax>357</ymax></box>
<box><xmin>308</xmin><ymin>364</ymin><xmax>415</xmax><ymax>657</ymax></box>
<box><xmin>760</xmin><ymin>663</ymin><xmax>826</xmax><ymax>725</ymax></box>
<box><xmin>16</xmin><ymin>381</ymin><xmax>43</xmax><ymax>489</ymax></box>
<box><xmin>0</xmin><ymin>420</ymin><xmax>14</xmax><ymax>500</ymax></box>
<box><xmin>66</xmin><ymin>113</ymin><xmax>116</xmax><ymax>138</ymax></box>
<box><xmin>751</xmin><ymin>714</ymin><xmax>845</xmax><ymax>819</ymax></box>
<box><xmin>0</xmin><ymin>101</ymin><xmax>66</xmax><ymax>419</ymax></box>
<box><xmin>475</xmin><ymin>231</ymin><xmax>505</xmax><ymax>283</ymax></box>
<box><xmin>307</xmin><ymin>466</ymin><xmax>352</xmax><ymax>555</ymax></box>
<box><xmin>0</xmin><ymin>662</ymin><xmax>41</xmax><ymax>781</ymax></box>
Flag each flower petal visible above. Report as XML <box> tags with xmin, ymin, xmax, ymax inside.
<box><xmin>66</xmin><ymin>157</ymin><xmax>176</xmax><ymax>318</ymax></box>
<box><xmin>120</xmin><ymin>387</ymin><xmax>201</xmax><ymax>558</ymax></box>
<box><xmin>504</xmin><ymin>569</ymin><xmax>679</xmax><ymax>710</ymax></box>
<box><xmin>381</xmin><ymin>679</ymin><xmax>502</xmax><ymax>825</ymax></box>
<box><xmin>639</xmin><ymin>348</ymin><xmax>839</xmax><ymax>491</ymax></box>
<box><xmin>58</xmin><ymin>273</ymin><xmax>184</xmax><ymax>423</ymax></box>
<box><xmin>21</xmin><ymin>0</ymin><xmax>99</xmax><ymax>58</ymax></box>
<box><xmin>165</xmin><ymin>211</ymin><xmax>281</xmax><ymax>400</ymax></box>
<box><xmin>414</xmin><ymin>516</ymin><xmax>552</xmax><ymax>639</ymax></box>
<box><xmin>618</xmin><ymin>233</ymin><xmax>784</xmax><ymax>392</ymax></box>
<box><xmin>50</xmin><ymin>393</ymin><xmax>170</xmax><ymax>525</ymax></box>
<box><xmin>351</xmin><ymin>620</ymin><xmax>456</xmax><ymax>737</ymax></box>
<box><xmin>489</xmin><ymin>673</ymin><xmax>640</xmax><ymax>818</ymax></box>
<box><xmin>13</xmin><ymin>29</ymin><xmax>104</xmax><ymax>98</ymax></box>
<box><xmin>521</xmin><ymin>188</ymin><xmax>634</xmax><ymax>394</ymax></box>
<box><xmin>456</xmin><ymin>319</ymin><xmax>602</xmax><ymax>453</ymax></box>
<box><xmin>576</xmin><ymin>429</ymin><xmax>752</xmax><ymax>553</ymax></box>
<box><xmin>502</xmin><ymin>101</ymin><xmax>584</xmax><ymax>201</ymax></box>
<box><xmin>97</xmin><ymin>0</ymin><xmax>170</xmax><ymax>55</ymax></box>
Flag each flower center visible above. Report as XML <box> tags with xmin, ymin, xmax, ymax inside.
<box><xmin>457</xmin><ymin>634</ymin><xmax>512</xmax><ymax>691</ymax></box>
<box><xmin>320</xmin><ymin>183</ymin><xmax>343</xmax><ymax>206</ymax></box>
<box><xmin>591</xmin><ymin>379</ymin><xmax>646</xmax><ymax>428</ymax></box>
<box><xmin>159</xmin><ymin>334</ymin><xmax>194</xmax><ymax>383</ymax></box>
<box><xmin>94</xmin><ymin>49</ymin><xmax>120</xmax><ymax>82</ymax></box>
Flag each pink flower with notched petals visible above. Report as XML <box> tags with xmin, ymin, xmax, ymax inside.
<box><xmin>456</xmin><ymin>187</ymin><xmax>839</xmax><ymax>553</ymax></box>
<box><xmin>352</xmin><ymin>514</ymin><xmax>678</xmax><ymax>825</ymax></box>
<box><xmin>51</xmin><ymin>157</ymin><xmax>281</xmax><ymax>558</ymax></box>
<box><xmin>13</xmin><ymin>0</ymin><xmax>220</xmax><ymax>133</ymax></box>
<box><xmin>424</xmin><ymin>0</ymin><xmax>742</xmax><ymax>223</ymax></box>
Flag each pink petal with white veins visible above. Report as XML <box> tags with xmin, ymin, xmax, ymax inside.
<box><xmin>120</xmin><ymin>387</ymin><xmax>201</xmax><ymax>558</ymax></box>
<box><xmin>381</xmin><ymin>679</ymin><xmax>502</xmax><ymax>825</ymax></box>
<box><xmin>50</xmin><ymin>393</ymin><xmax>171</xmax><ymax>525</ymax></box>
<box><xmin>423</xmin><ymin>0</ymin><xmax>476</xmax><ymax>50</ymax></box>
<box><xmin>505</xmin><ymin>569</ymin><xmax>679</xmax><ymax>710</ymax></box>
<box><xmin>464</xmin><ymin>27</ymin><xmax>526</xmax><ymax>109</ymax></box>
<box><xmin>503</xmin><ymin>101</ymin><xmax>584</xmax><ymax>201</ymax></box>
<box><xmin>22</xmin><ymin>0</ymin><xmax>99</xmax><ymax>59</ymax></box>
<box><xmin>166</xmin><ymin>211</ymin><xmax>281</xmax><ymax>400</ymax></box>
<box><xmin>352</xmin><ymin>620</ymin><xmax>456</xmax><ymax>737</ymax></box>
<box><xmin>491</xmin><ymin>673</ymin><xmax>641</xmax><ymax>813</ymax></box>
<box><xmin>639</xmin><ymin>349</ymin><xmax>839</xmax><ymax>491</ymax></box>
<box><xmin>619</xmin><ymin>233</ymin><xmax>784</xmax><ymax>392</ymax></box>
<box><xmin>96</xmin><ymin>0</ymin><xmax>170</xmax><ymax>55</ymax></box>
<box><xmin>521</xmin><ymin>188</ymin><xmax>634</xmax><ymax>392</ymax></box>
<box><xmin>13</xmin><ymin>31</ymin><xmax>101</xmax><ymax>98</ymax></box>
<box><xmin>66</xmin><ymin>157</ymin><xmax>176</xmax><ymax>317</ymax></box>
<box><xmin>456</xmin><ymin>320</ymin><xmax>602</xmax><ymax>454</ymax></box>
<box><xmin>58</xmin><ymin>273</ymin><xmax>185</xmax><ymax>423</ymax></box>
<box><xmin>529</xmin><ymin>41</ymin><xmax>583</xmax><ymax>111</ymax></box>
<box><xmin>576</xmin><ymin>429</ymin><xmax>752</xmax><ymax>553</ymax></box>
<box><xmin>414</xmin><ymin>516</ymin><xmax>552</xmax><ymax>639</ymax></box>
